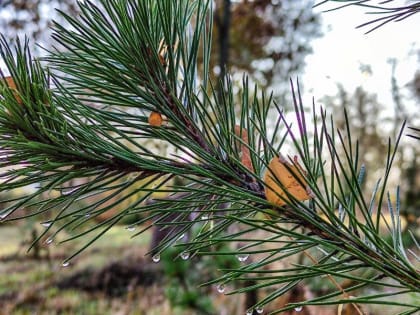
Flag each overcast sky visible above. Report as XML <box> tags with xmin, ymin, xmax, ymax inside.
<box><xmin>304</xmin><ymin>3</ymin><xmax>419</xmax><ymax>118</ymax></box>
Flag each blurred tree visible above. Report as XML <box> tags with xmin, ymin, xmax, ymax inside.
<box><xmin>322</xmin><ymin>83</ymin><xmax>388</xmax><ymax>171</ymax></box>
<box><xmin>212</xmin><ymin>0</ymin><xmax>322</xmax><ymax>97</ymax></box>
<box><xmin>410</xmin><ymin>50</ymin><xmax>420</xmax><ymax>101</ymax></box>
<box><xmin>389</xmin><ymin>58</ymin><xmax>420</xmax><ymax>232</ymax></box>
<box><xmin>321</xmin><ymin>66</ymin><xmax>420</xmax><ymax>235</ymax></box>
<box><xmin>412</xmin><ymin>71</ymin><xmax>420</xmax><ymax>100</ymax></box>
<box><xmin>0</xmin><ymin>0</ymin><xmax>79</xmax><ymax>52</ymax></box>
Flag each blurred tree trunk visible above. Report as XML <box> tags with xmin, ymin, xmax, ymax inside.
<box><xmin>215</xmin><ymin>2</ymin><xmax>260</xmax><ymax>303</ymax></box>
<box><xmin>214</xmin><ymin>0</ymin><xmax>231</xmax><ymax>100</ymax></box>
<box><xmin>404</xmin><ymin>153</ymin><xmax>420</xmax><ymax>233</ymax></box>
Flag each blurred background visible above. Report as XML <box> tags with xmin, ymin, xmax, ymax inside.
<box><xmin>0</xmin><ymin>0</ymin><xmax>418</xmax><ymax>314</ymax></box>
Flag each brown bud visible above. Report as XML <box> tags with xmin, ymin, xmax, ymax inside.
<box><xmin>148</xmin><ymin>111</ymin><xmax>163</xmax><ymax>127</ymax></box>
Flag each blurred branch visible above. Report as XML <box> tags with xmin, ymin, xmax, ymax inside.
<box><xmin>407</xmin><ymin>127</ymin><xmax>420</xmax><ymax>140</ymax></box>
<box><xmin>315</xmin><ymin>0</ymin><xmax>420</xmax><ymax>33</ymax></box>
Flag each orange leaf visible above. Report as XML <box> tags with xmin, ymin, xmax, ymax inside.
<box><xmin>4</xmin><ymin>76</ymin><xmax>16</xmax><ymax>89</ymax></box>
<box><xmin>264</xmin><ymin>155</ymin><xmax>312</xmax><ymax>206</ymax></box>
<box><xmin>148</xmin><ymin>111</ymin><xmax>163</xmax><ymax>127</ymax></box>
<box><xmin>2</xmin><ymin>76</ymin><xmax>22</xmax><ymax>104</ymax></box>
<box><xmin>158</xmin><ymin>53</ymin><xmax>167</xmax><ymax>67</ymax></box>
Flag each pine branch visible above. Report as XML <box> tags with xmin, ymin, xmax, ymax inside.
<box><xmin>0</xmin><ymin>0</ymin><xmax>418</xmax><ymax>313</ymax></box>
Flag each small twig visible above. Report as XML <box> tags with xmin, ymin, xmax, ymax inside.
<box><xmin>299</xmin><ymin>245</ymin><xmax>365</xmax><ymax>315</ymax></box>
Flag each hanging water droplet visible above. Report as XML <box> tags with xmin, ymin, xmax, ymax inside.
<box><xmin>246</xmin><ymin>310</ymin><xmax>253</xmax><ymax>315</ymax></box>
<box><xmin>237</xmin><ymin>253</ymin><xmax>249</xmax><ymax>262</ymax></box>
<box><xmin>152</xmin><ymin>254</ymin><xmax>160</xmax><ymax>263</ymax></box>
<box><xmin>216</xmin><ymin>283</ymin><xmax>225</xmax><ymax>293</ymax></box>
<box><xmin>0</xmin><ymin>211</ymin><xmax>11</xmax><ymax>220</ymax></box>
<box><xmin>294</xmin><ymin>306</ymin><xmax>303</xmax><ymax>312</ymax></box>
<box><xmin>256</xmin><ymin>306</ymin><xmax>264</xmax><ymax>314</ymax></box>
<box><xmin>41</xmin><ymin>221</ymin><xmax>52</xmax><ymax>228</ymax></box>
<box><xmin>125</xmin><ymin>226</ymin><xmax>136</xmax><ymax>232</ymax></box>
<box><xmin>45</xmin><ymin>237</ymin><xmax>53</xmax><ymax>245</ymax></box>
<box><xmin>180</xmin><ymin>251</ymin><xmax>190</xmax><ymax>260</ymax></box>
<box><xmin>61</xmin><ymin>187</ymin><xmax>77</xmax><ymax>196</ymax></box>
<box><xmin>62</xmin><ymin>261</ymin><xmax>70</xmax><ymax>267</ymax></box>
<box><xmin>84</xmin><ymin>212</ymin><xmax>91</xmax><ymax>218</ymax></box>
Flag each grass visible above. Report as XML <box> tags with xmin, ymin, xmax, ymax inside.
<box><xmin>0</xmin><ymin>222</ymin><xmax>170</xmax><ymax>315</ymax></box>
<box><xmin>0</xmin><ymin>221</ymin><xmax>417</xmax><ymax>315</ymax></box>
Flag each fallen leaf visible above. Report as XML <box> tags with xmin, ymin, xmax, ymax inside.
<box><xmin>264</xmin><ymin>154</ymin><xmax>312</xmax><ymax>206</ymax></box>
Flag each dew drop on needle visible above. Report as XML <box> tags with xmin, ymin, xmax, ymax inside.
<box><xmin>45</xmin><ymin>237</ymin><xmax>53</xmax><ymax>245</ymax></box>
<box><xmin>180</xmin><ymin>251</ymin><xmax>190</xmax><ymax>260</ymax></box>
<box><xmin>237</xmin><ymin>253</ymin><xmax>249</xmax><ymax>262</ymax></box>
<box><xmin>216</xmin><ymin>283</ymin><xmax>225</xmax><ymax>293</ymax></box>
<box><xmin>152</xmin><ymin>254</ymin><xmax>160</xmax><ymax>263</ymax></box>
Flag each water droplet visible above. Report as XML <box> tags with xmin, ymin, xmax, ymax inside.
<box><xmin>61</xmin><ymin>187</ymin><xmax>77</xmax><ymax>196</ymax></box>
<box><xmin>246</xmin><ymin>310</ymin><xmax>253</xmax><ymax>315</ymax></box>
<box><xmin>126</xmin><ymin>226</ymin><xmax>136</xmax><ymax>232</ymax></box>
<box><xmin>128</xmin><ymin>172</ymin><xmax>139</xmax><ymax>180</ymax></box>
<box><xmin>84</xmin><ymin>213</ymin><xmax>91</xmax><ymax>218</ymax></box>
<box><xmin>256</xmin><ymin>306</ymin><xmax>264</xmax><ymax>314</ymax></box>
<box><xmin>201</xmin><ymin>214</ymin><xmax>209</xmax><ymax>220</ymax></box>
<box><xmin>294</xmin><ymin>306</ymin><xmax>303</xmax><ymax>312</ymax></box>
<box><xmin>180</xmin><ymin>251</ymin><xmax>190</xmax><ymax>260</ymax></box>
<box><xmin>178</xmin><ymin>233</ymin><xmax>185</xmax><ymax>240</ymax></box>
<box><xmin>0</xmin><ymin>211</ymin><xmax>11</xmax><ymax>220</ymax></box>
<box><xmin>237</xmin><ymin>253</ymin><xmax>249</xmax><ymax>262</ymax></box>
<box><xmin>41</xmin><ymin>221</ymin><xmax>52</xmax><ymax>228</ymax></box>
<box><xmin>45</xmin><ymin>237</ymin><xmax>53</xmax><ymax>245</ymax></box>
<box><xmin>216</xmin><ymin>283</ymin><xmax>225</xmax><ymax>293</ymax></box>
<box><xmin>152</xmin><ymin>254</ymin><xmax>160</xmax><ymax>263</ymax></box>
<box><xmin>62</xmin><ymin>261</ymin><xmax>70</xmax><ymax>267</ymax></box>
